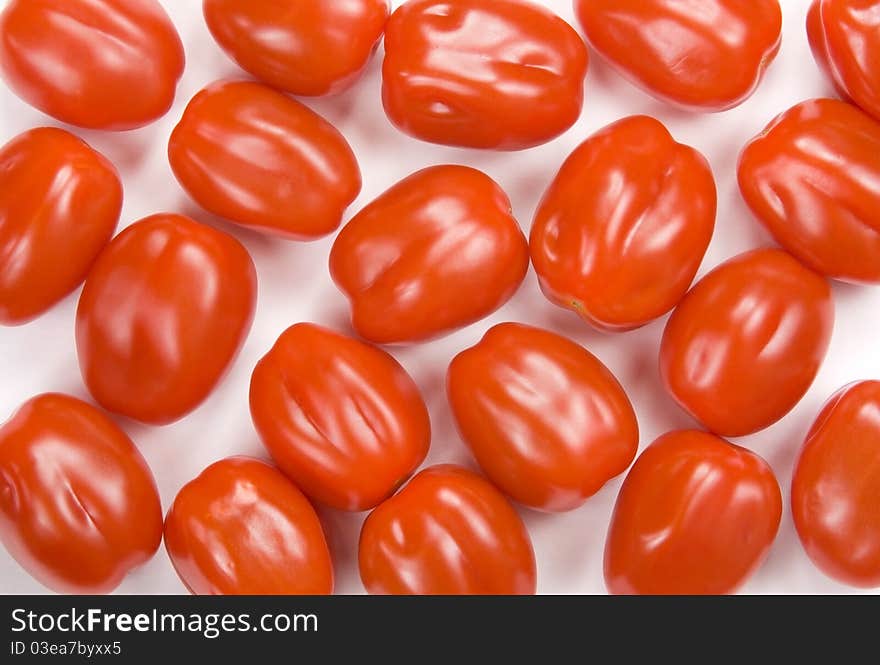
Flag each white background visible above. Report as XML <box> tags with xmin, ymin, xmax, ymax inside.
<box><xmin>1</xmin><ymin>0</ymin><xmax>878</xmax><ymax>595</ymax></box>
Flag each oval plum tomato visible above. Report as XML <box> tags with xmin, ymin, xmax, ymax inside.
<box><xmin>531</xmin><ymin>115</ymin><xmax>716</xmax><ymax>331</ymax></box>
<box><xmin>76</xmin><ymin>213</ymin><xmax>257</xmax><ymax>425</ymax></box>
<box><xmin>792</xmin><ymin>381</ymin><xmax>880</xmax><ymax>587</ymax></box>
<box><xmin>808</xmin><ymin>0</ymin><xmax>880</xmax><ymax>122</ymax></box>
<box><xmin>447</xmin><ymin>323</ymin><xmax>638</xmax><ymax>512</ymax></box>
<box><xmin>330</xmin><ymin>165</ymin><xmax>529</xmax><ymax>344</ymax></box>
<box><xmin>660</xmin><ymin>248</ymin><xmax>834</xmax><ymax>437</ymax></box>
<box><xmin>0</xmin><ymin>393</ymin><xmax>162</xmax><ymax>594</ymax></box>
<box><xmin>359</xmin><ymin>465</ymin><xmax>537</xmax><ymax>595</ymax></box>
<box><xmin>738</xmin><ymin>99</ymin><xmax>880</xmax><ymax>283</ymax></box>
<box><xmin>164</xmin><ymin>457</ymin><xmax>333</xmax><ymax>595</ymax></box>
<box><xmin>605</xmin><ymin>430</ymin><xmax>782</xmax><ymax>595</ymax></box>
<box><xmin>203</xmin><ymin>0</ymin><xmax>389</xmax><ymax>97</ymax></box>
<box><xmin>382</xmin><ymin>0</ymin><xmax>588</xmax><ymax>150</ymax></box>
<box><xmin>169</xmin><ymin>80</ymin><xmax>361</xmax><ymax>240</ymax></box>
<box><xmin>0</xmin><ymin>127</ymin><xmax>122</xmax><ymax>325</ymax></box>
<box><xmin>0</xmin><ymin>0</ymin><xmax>184</xmax><ymax>130</ymax></box>
<box><xmin>250</xmin><ymin>323</ymin><xmax>431</xmax><ymax>512</ymax></box>
<box><xmin>574</xmin><ymin>0</ymin><xmax>782</xmax><ymax>111</ymax></box>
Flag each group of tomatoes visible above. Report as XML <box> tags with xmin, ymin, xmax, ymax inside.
<box><xmin>0</xmin><ymin>0</ymin><xmax>879</xmax><ymax>596</ymax></box>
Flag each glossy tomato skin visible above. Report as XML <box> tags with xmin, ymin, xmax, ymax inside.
<box><xmin>330</xmin><ymin>165</ymin><xmax>529</xmax><ymax>344</ymax></box>
<box><xmin>0</xmin><ymin>128</ymin><xmax>122</xmax><ymax>326</ymax></box>
<box><xmin>792</xmin><ymin>381</ymin><xmax>880</xmax><ymax>587</ymax></box>
<box><xmin>76</xmin><ymin>214</ymin><xmax>257</xmax><ymax>425</ymax></box>
<box><xmin>164</xmin><ymin>457</ymin><xmax>333</xmax><ymax>595</ymax></box>
<box><xmin>808</xmin><ymin>0</ymin><xmax>880</xmax><ymax>122</ymax></box>
<box><xmin>574</xmin><ymin>0</ymin><xmax>782</xmax><ymax>111</ymax></box>
<box><xmin>738</xmin><ymin>99</ymin><xmax>880</xmax><ymax>284</ymax></box>
<box><xmin>169</xmin><ymin>80</ymin><xmax>361</xmax><ymax>240</ymax></box>
<box><xmin>605</xmin><ymin>430</ymin><xmax>782</xmax><ymax>595</ymax></box>
<box><xmin>447</xmin><ymin>323</ymin><xmax>638</xmax><ymax>512</ymax></box>
<box><xmin>0</xmin><ymin>0</ymin><xmax>184</xmax><ymax>130</ymax></box>
<box><xmin>660</xmin><ymin>248</ymin><xmax>834</xmax><ymax>437</ymax></box>
<box><xmin>382</xmin><ymin>0</ymin><xmax>588</xmax><ymax>150</ymax></box>
<box><xmin>250</xmin><ymin>323</ymin><xmax>431</xmax><ymax>512</ymax></box>
<box><xmin>0</xmin><ymin>394</ymin><xmax>162</xmax><ymax>594</ymax></box>
<box><xmin>203</xmin><ymin>0</ymin><xmax>389</xmax><ymax>97</ymax></box>
<box><xmin>359</xmin><ymin>465</ymin><xmax>537</xmax><ymax>595</ymax></box>
<box><xmin>531</xmin><ymin>116</ymin><xmax>716</xmax><ymax>331</ymax></box>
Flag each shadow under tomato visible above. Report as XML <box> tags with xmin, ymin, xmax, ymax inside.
<box><xmin>518</xmin><ymin>478</ymin><xmax>622</xmax><ymax>594</ymax></box>
<box><xmin>174</xmin><ymin>198</ymin><xmax>285</xmax><ymax>254</ymax></box>
<box><xmin>314</xmin><ymin>504</ymin><xmax>367</xmax><ymax>595</ymax></box>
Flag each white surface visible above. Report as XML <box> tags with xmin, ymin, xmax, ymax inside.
<box><xmin>0</xmin><ymin>0</ymin><xmax>878</xmax><ymax>595</ymax></box>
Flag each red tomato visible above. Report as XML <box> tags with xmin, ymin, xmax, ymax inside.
<box><xmin>531</xmin><ymin>115</ymin><xmax>716</xmax><ymax>331</ymax></box>
<box><xmin>164</xmin><ymin>457</ymin><xmax>333</xmax><ymax>595</ymax></box>
<box><xmin>574</xmin><ymin>0</ymin><xmax>782</xmax><ymax>111</ymax></box>
<box><xmin>0</xmin><ymin>393</ymin><xmax>162</xmax><ymax>594</ymax></box>
<box><xmin>203</xmin><ymin>0</ymin><xmax>389</xmax><ymax>97</ymax></box>
<box><xmin>792</xmin><ymin>381</ymin><xmax>880</xmax><ymax>587</ymax></box>
<box><xmin>76</xmin><ymin>213</ymin><xmax>257</xmax><ymax>425</ymax></box>
<box><xmin>0</xmin><ymin>128</ymin><xmax>122</xmax><ymax>326</ymax></box>
<box><xmin>250</xmin><ymin>323</ymin><xmax>431</xmax><ymax>512</ymax></box>
<box><xmin>660</xmin><ymin>248</ymin><xmax>834</xmax><ymax>437</ymax></box>
<box><xmin>382</xmin><ymin>0</ymin><xmax>588</xmax><ymax>150</ymax></box>
<box><xmin>359</xmin><ymin>465</ymin><xmax>537</xmax><ymax>594</ymax></box>
<box><xmin>605</xmin><ymin>430</ymin><xmax>782</xmax><ymax>595</ymax></box>
<box><xmin>0</xmin><ymin>0</ymin><xmax>185</xmax><ymax>130</ymax></box>
<box><xmin>447</xmin><ymin>323</ymin><xmax>639</xmax><ymax>512</ymax></box>
<box><xmin>738</xmin><ymin>99</ymin><xmax>880</xmax><ymax>283</ymax></box>
<box><xmin>330</xmin><ymin>165</ymin><xmax>529</xmax><ymax>344</ymax></box>
<box><xmin>808</xmin><ymin>0</ymin><xmax>880</xmax><ymax>122</ymax></box>
<box><xmin>169</xmin><ymin>80</ymin><xmax>361</xmax><ymax>240</ymax></box>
